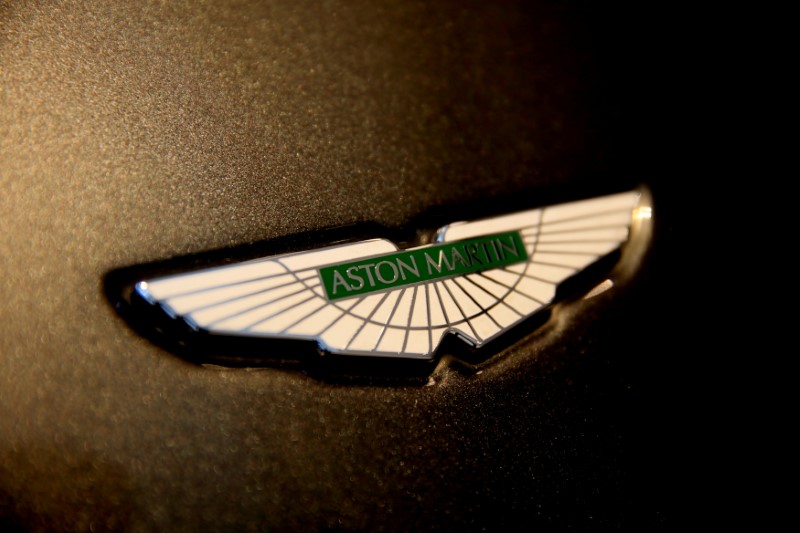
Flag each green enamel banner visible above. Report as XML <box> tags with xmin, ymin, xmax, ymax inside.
<box><xmin>319</xmin><ymin>231</ymin><xmax>527</xmax><ymax>301</ymax></box>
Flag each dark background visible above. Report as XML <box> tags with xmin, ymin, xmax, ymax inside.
<box><xmin>1</xmin><ymin>1</ymin><xmax>684</xmax><ymax>529</ymax></box>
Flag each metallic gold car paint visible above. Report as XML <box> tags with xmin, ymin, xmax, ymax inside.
<box><xmin>1</xmin><ymin>1</ymin><xmax>676</xmax><ymax>529</ymax></box>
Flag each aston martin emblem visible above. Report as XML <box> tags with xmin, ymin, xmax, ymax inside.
<box><xmin>132</xmin><ymin>190</ymin><xmax>650</xmax><ymax>360</ymax></box>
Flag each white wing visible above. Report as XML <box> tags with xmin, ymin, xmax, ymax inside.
<box><xmin>136</xmin><ymin>190</ymin><xmax>648</xmax><ymax>360</ymax></box>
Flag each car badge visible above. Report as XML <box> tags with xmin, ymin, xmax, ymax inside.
<box><xmin>124</xmin><ymin>190</ymin><xmax>650</xmax><ymax>362</ymax></box>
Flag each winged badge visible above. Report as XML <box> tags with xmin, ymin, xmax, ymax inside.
<box><xmin>134</xmin><ymin>190</ymin><xmax>651</xmax><ymax>360</ymax></box>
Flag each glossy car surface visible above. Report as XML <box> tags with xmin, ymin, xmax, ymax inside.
<box><xmin>1</xmin><ymin>1</ymin><xmax>678</xmax><ymax>529</ymax></box>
